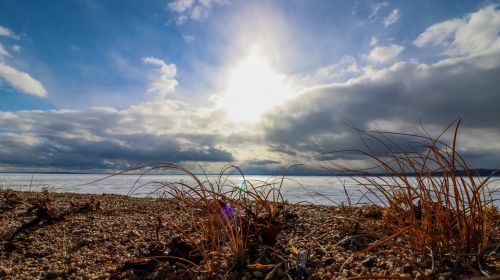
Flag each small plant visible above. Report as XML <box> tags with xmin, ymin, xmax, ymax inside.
<box><xmin>124</xmin><ymin>163</ymin><xmax>289</xmax><ymax>275</ymax></box>
<box><xmin>324</xmin><ymin>119</ymin><xmax>499</xmax><ymax>274</ymax></box>
<box><xmin>69</xmin><ymin>197</ymin><xmax>101</xmax><ymax>212</ymax></box>
<box><xmin>0</xmin><ymin>191</ymin><xmax>23</xmax><ymax>212</ymax></box>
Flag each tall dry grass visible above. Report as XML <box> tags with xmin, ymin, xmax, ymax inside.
<box><xmin>125</xmin><ymin>163</ymin><xmax>288</xmax><ymax>273</ymax></box>
<box><xmin>323</xmin><ymin>119</ymin><xmax>499</xmax><ymax>269</ymax></box>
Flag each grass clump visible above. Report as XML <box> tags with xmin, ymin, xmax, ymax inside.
<box><xmin>125</xmin><ymin>164</ymin><xmax>292</xmax><ymax>277</ymax></box>
<box><xmin>326</xmin><ymin>119</ymin><xmax>499</xmax><ymax>275</ymax></box>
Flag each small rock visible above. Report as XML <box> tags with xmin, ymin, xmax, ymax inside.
<box><xmin>67</xmin><ymin>267</ymin><xmax>79</xmax><ymax>275</ymax></box>
<box><xmin>361</xmin><ymin>257</ymin><xmax>376</xmax><ymax>268</ymax></box>
<box><xmin>252</xmin><ymin>270</ymin><xmax>264</xmax><ymax>278</ymax></box>
<box><xmin>46</xmin><ymin>271</ymin><xmax>58</xmax><ymax>279</ymax></box>
<box><xmin>226</xmin><ymin>271</ymin><xmax>239</xmax><ymax>280</ymax></box>
<box><xmin>128</xmin><ymin>229</ymin><xmax>141</xmax><ymax>238</ymax></box>
<box><xmin>403</xmin><ymin>263</ymin><xmax>412</xmax><ymax>273</ymax></box>
<box><xmin>0</xmin><ymin>266</ymin><xmax>9</xmax><ymax>277</ymax></box>
<box><xmin>321</xmin><ymin>257</ymin><xmax>335</xmax><ymax>266</ymax></box>
<box><xmin>4</xmin><ymin>242</ymin><xmax>16</xmax><ymax>252</ymax></box>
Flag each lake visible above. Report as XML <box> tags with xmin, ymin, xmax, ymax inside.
<box><xmin>0</xmin><ymin>173</ymin><xmax>499</xmax><ymax>206</ymax></box>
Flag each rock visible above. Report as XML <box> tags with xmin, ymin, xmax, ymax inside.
<box><xmin>403</xmin><ymin>263</ymin><xmax>412</xmax><ymax>273</ymax></box>
<box><xmin>0</xmin><ymin>266</ymin><xmax>9</xmax><ymax>277</ymax></box>
<box><xmin>67</xmin><ymin>267</ymin><xmax>79</xmax><ymax>275</ymax></box>
<box><xmin>361</xmin><ymin>257</ymin><xmax>376</xmax><ymax>268</ymax></box>
<box><xmin>321</xmin><ymin>257</ymin><xmax>335</xmax><ymax>266</ymax></box>
<box><xmin>252</xmin><ymin>270</ymin><xmax>264</xmax><ymax>278</ymax></box>
<box><xmin>128</xmin><ymin>229</ymin><xmax>140</xmax><ymax>238</ymax></box>
<box><xmin>46</xmin><ymin>270</ymin><xmax>58</xmax><ymax>279</ymax></box>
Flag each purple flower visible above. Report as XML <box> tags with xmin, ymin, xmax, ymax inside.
<box><xmin>221</xmin><ymin>202</ymin><xmax>234</xmax><ymax>218</ymax></box>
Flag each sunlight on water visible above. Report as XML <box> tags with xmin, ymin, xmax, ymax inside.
<box><xmin>0</xmin><ymin>173</ymin><xmax>498</xmax><ymax>206</ymax></box>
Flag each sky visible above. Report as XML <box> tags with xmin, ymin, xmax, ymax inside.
<box><xmin>0</xmin><ymin>0</ymin><xmax>499</xmax><ymax>174</ymax></box>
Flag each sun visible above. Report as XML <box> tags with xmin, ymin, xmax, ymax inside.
<box><xmin>216</xmin><ymin>49</ymin><xmax>296</xmax><ymax>123</ymax></box>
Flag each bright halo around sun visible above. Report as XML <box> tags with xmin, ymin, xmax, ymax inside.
<box><xmin>216</xmin><ymin>49</ymin><xmax>296</xmax><ymax>123</ymax></box>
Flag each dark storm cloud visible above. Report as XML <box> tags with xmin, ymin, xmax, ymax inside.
<box><xmin>262</xmin><ymin>52</ymin><xmax>500</xmax><ymax>168</ymax></box>
<box><xmin>0</xmin><ymin>102</ymin><xmax>234</xmax><ymax>171</ymax></box>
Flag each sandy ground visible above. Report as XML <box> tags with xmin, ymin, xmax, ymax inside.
<box><xmin>0</xmin><ymin>190</ymin><xmax>498</xmax><ymax>280</ymax></box>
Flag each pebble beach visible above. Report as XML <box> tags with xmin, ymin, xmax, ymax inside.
<box><xmin>0</xmin><ymin>190</ymin><xmax>498</xmax><ymax>280</ymax></box>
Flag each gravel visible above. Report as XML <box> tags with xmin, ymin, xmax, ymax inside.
<box><xmin>1</xmin><ymin>190</ymin><xmax>498</xmax><ymax>279</ymax></box>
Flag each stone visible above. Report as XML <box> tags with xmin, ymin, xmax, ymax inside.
<box><xmin>321</xmin><ymin>257</ymin><xmax>336</xmax><ymax>266</ymax></box>
<box><xmin>67</xmin><ymin>267</ymin><xmax>79</xmax><ymax>275</ymax></box>
<box><xmin>46</xmin><ymin>271</ymin><xmax>58</xmax><ymax>279</ymax></box>
<box><xmin>252</xmin><ymin>270</ymin><xmax>264</xmax><ymax>278</ymax></box>
<box><xmin>403</xmin><ymin>263</ymin><xmax>412</xmax><ymax>273</ymax></box>
<box><xmin>361</xmin><ymin>257</ymin><xmax>376</xmax><ymax>268</ymax></box>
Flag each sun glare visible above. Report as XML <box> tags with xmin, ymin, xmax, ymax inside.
<box><xmin>216</xmin><ymin>50</ymin><xmax>296</xmax><ymax>123</ymax></box>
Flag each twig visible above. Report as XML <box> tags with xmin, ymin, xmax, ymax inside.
<box><xmin>312</xmin><ymin>237</ymin><xmax>328</xmax><ymax>255</ymax></box>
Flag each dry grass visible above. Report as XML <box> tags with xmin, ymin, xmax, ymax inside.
<box><xmin>124</xmin><ymin>164</ymin><xmax>289</xmax><ymax>275</ymax></box>
<box><xmin>322</xmin><ymin>119</ymin><xmax>499</xmax><ymax>274</ymax></box>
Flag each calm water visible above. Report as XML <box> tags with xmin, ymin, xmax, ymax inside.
<box><xmin>0</xmin><ymin>173</ymin><xmax>499</xmax><ymax>206</ymax></box>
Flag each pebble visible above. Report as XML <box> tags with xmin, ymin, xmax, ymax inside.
<box><xmin>46</xmin><ymin>270</ymin><xmax>58</xmax><ymax>279</ymax></box>
<box><xmin>361</xmin><ymin>257</ymin><xmax>376</xmax><ymax>268</ymax></box>
<box><xmin>252</xmin><ymin>270</ymin><xmax>264</xmax><ymax>278</ymax></box>
<box><xmin>67</xmin><ymin>267</ymin><xmax>79</xmax><ymax>275</ymax></box>
<box><xmin>128</xmin><ymin>229</ymin><xmax>140</xmax><ymax>238</ymax></box>
<box><xmin>403</xmin><ymin>263</ymin><xmax>412</xmax><ymax>273</ymax></box>
<box><xmin>321</xmin><ymin>257</ymin><xmax>336</xmax><ymax>266</ymax></box>
<box><xmin>0</xmin><ymin>266</ymin><xmax>9</xmax><ymax>277</ymax></box>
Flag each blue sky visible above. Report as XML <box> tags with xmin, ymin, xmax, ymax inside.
<box><xmin>0</xmin><ymin>0</ymin><xmax>499</xmax><ymax>173</ymax></box>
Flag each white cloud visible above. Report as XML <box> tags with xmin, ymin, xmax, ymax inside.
<box><xmin>414</xmin><ymin>5</ymin><xmax>500</xmax><ymax>57</ymax></box>
<box><xmin>12</xmin><ymin>44</ymin><xmax>21</xmax><ymax>53</ymax></box>
<box><xmin>0</xmin><ymin>26</ymin><xmax>19</xmax><ymax>39</ymax></box>
<box><xmin>167</xmin><ymin>0</ymin><xmax>229</xmax><ymax>25</ymax></box>
<box><xmin>0</xmin><ymin>62</ymin><xmax>48</xmax><ymax>97</ymax></box>
<box><xmin>370</xmin><ymin>36</ymin><xmax>378</xmax><ymax>46</ymax></box>
<box><xmin>183</xmin><ymin>35</ymin><xmax>195</xmax><ymax>42</ymax></box>
<box><xmin>168</xmin><ymin>0</ymin><xmax>194</xmax><ymax>13</ymax></box>
<box><xmin>369</xmin><ymin>2</ymin><xmax>388</xmax><ymax>20</ymax></box>
<box><xmin>413</xmin><ymin>19</ymin><xmax>465</xmax><ymax>48</ymax></box>
<box><xmin>0</xmin><ymin>43</ymin><xmax>10</xmax><ymax>57</ymax></box>
<box><xmin>0</xmin><ymin>100</ymin><xmax>240</xmax><ymax>172</ymax></box>
<box><xmin>190</xmin><ymin>5</ymin><xmax>208</xmax><ymax>20</ymax></box>
<box><xmin>199</xmin><ymin>0</ymin><xmax>228</xmax><ymax>8</ymax></box>
<box><xmin>176</xmin><ymin>15</ymin><xmax>189</xmax><ymax>25</ymax></box>
<box><xmin>384</xmin><ymin>9</ymin><xmax>400</xmax><ymax>27</ymax></box>
<box><xmin>142</xmin><ymin>56</ymin><xmax>179</xmax><ymax>98</ymax></box>
<box><xmin>367</xmin><ymin>44</ymin><xmax>404</xmax><ymax>63</ymax></box>
<box><xmin>316</xmin><ymin>55</ymin><xmax>359</xmax><ymax>81</ymax></box>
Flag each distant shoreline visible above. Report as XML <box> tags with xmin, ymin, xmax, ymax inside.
<box><xmin>0</xmin><ymin>168</ymin><xmax>498</xmax><ymax>176</ymax></box>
